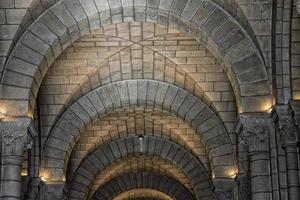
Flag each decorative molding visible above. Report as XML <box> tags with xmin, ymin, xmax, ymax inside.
<box><xmin>278</xmin><ymin>118</ymin><xmax>298</xmax><ymax>147</ymax></box>
<box><xmin>240</xmin><ymin>126</ymin><xmax>269</xmax><ymax>152</ymax></box>
<box><xmin>0</xmin><ymin>118</ymin><xmax>31</xmax><ymax>155</ymax></box>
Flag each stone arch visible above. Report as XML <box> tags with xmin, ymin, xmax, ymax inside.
<box><xmin>90</xmin><ymin>172</ymin><xmax>196</xmax><ymax>200</ymax></box>
<box><xmin>112</xmin><ymin>189</ymin><xmax>173</xmax><ymax>200</ymax></box>
<box><xmin>67</xmin><ymin>107</ymin><xmax>211</xmax><ymax>179</ymax></box>
<box><xmin>42</xmin><ymin>80</ymin><xmax>235</xmax><ymax>181</ymax></box>
<box><xmin>87</xmin><ymin>155</ymin><xmax>194</xmax><ymax>198</ymax></box>
<box><xmin>0</xmin><ymin>0</ymin><xmax>271</xmax><ymax>117</ymax></box>
<box><xmin>68</xmin><ymin>136</ymin><xmax>212</xmax><ymax>200</ymax></box>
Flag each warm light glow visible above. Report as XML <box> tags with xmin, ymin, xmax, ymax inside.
<box><xmin>227</xmin><ymin>168</ymin><xmax>238</xmax><ymax>179</ymax></box>
<box><xmin>261</xmin><ymin>101</ymin><xmax>273</xmax><ymax>113</ymax></box>
<box><xmin>41</xmin><ymin>176</ymin><xmax>47</xmax><ymax>182</ymax></box>
<box><xmin>27</xmin><ymin>110</ymin><xmax>34</xmax><ymax>119</ymax></box>
<box><xmin>0</xmin><ymin>106</ymin><xmax>7</xmax><ymax>119</ymax></box>
<box><xmin>266</xmin><ymin>107</ymin><xmax>273</xmax><ymax>113</ymax></box>
<box><xmin>40</xmin><ymin>170</ymin><xmax>51</xmax><ymax>182</ymax></box>
<box><xmin>21</xmin><ymin>169</ymin><xmax>28</xmax><ymax>176</ymax></box>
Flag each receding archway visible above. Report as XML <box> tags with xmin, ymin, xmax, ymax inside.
<box><xmin>68</xmin><ymin>136</ymin><xmax>212</xmax><ymax>199</ymax></box>
<box><xmin>42</xmin><ymin>80</ymin><xmax>236</xmax><ymax>182</ymax></box>
<box><xmin>90</xmin><ymin>172</ymin><xmax>196</xmax><ymax>200</ymax></box>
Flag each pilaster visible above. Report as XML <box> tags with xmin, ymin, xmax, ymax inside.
<box><xmin>236</xmin><ymin>113</ymin><xmax>274</xmax><ymax>200</ymax></box>
<box><xmin>0</xmin><ymin>117</ymin><xmax>31</xmax><ymax>199</ymax></box>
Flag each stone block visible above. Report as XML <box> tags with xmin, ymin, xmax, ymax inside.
<box><xmin>0</xmin><ymin>40</ymin><xmax>11</xmax><ymax>56</ymax></box>
<box><xmin>191</xmin><ymin>1</ymin><xmax>215</xmax><ymax>27</ymax></box>
<box><xmin>6</xmin><ymin>9</ymin><xmax>28</xmax><ymax>24</ymax></box>
<box><xmin>154</xmin><ymin>82</ymin><xmax>168</xmax><ymax>106</ymax></box>
<box><xmin>70</xmin><ymin>103</ymin><xmax>91</xmax><ymax>124</ymax></box>
<box><xmin>87</xmin><ymin>92</ymin><xmax>105</xmax><ymax>116</ymax></box>
<box><xmin>29</xmin><ymin>21</ymin><xmax>62</xmax><ymax>57</ymax></box>
<box><xmin>13</xmin><ymin>44</ymin><xmax>44</xmax><ymax>66</ymax></box>
<box><xmin>0</xmin><ymin>25</ymin><xmax>19</xmax><ymax>39</ymax></box>
<box><xmin>240</xmin><ymin>80</ymin><xmax>270</xmax><ymax>96</ymax></box>
<box><xmin>97</xmin><ymin>87</ymin><xmax>113</xmax><ymax>112</ymax></box>
<box><xmin>178</xmin><ymin>95</ymin><xmax>197</xmax><ymax>117</ymax></box>
<box><xmin>63</xmin><ymin>0</ymin><xmax>90</xmax><ymax>34</ymax></box>
<box><xmin>201</xmin><ymin>9</ymin><xmax>227</xmax><ymax>36</ymax></box>
<box><xmin>0</xmin><ymin>9</ymin><xmax>5</xmax><ymax>24</ymax></box>
<box><xmin>181</xmin><ymin>0</ymin><xmax>202</xmax><ymax>20</ymax></box>
<box><xmin>94</xmin><ymin>0</ymin><xmax>110</xmax><ymax>12</ymax></box>
<box><xmin>147</xmin><ymin>0</ymin><xmax>159</xmax><ymax>8</ymax></box>
<box><xmin>117</xmin><ymin>81</ymin><xmax>129</xmax><ymax>106</ymax></box>
<box><xmin>51</xmin><ymin>2</ymin><xmax>80</xmax><ymax>42</ymax></box>
<box><xmin>171</xmin><ymin>0</ymin><xmax>189</xmax><ymax>16</ymax></box>
<box><xmin>21</xmin><ymin>31</ymin><xmax>54</xmax><ymax>65</ymax></box>
<box><xmin>185</xmin><ymin>101</ymin><xmax>205</xmax><ymax>123</ymax></box>
<box><xmin>159</xmin><ymin>0</ymin><xmax>173</xmax><ymax>11</ymax></box>
<box><xmin>163</xmin><ymin>86</ymin><xmax>178</xmax><ymax>111</ymax></box>
<box><xmin>2</xmin><ymin>69</ymin><xmax>33</xmax><ymax>88</ymax></box>
<box><xmin>79</xmin><ymin>0</ymin><xmax>100</xmax><ymax>29</ymax></box>
<box><xmin>7</xmin><ymin>57</ymin><xmax>38</xmax><ymax>77</ymax></box>
<box><xmin>0</xmin><ymin>0</ymin><xmax>14</xmax><ymax>8</ymax></box>
<box><xmin>78</xmin><ymin>96</ymin><xmax>97</xmax><ymax>118</ymax></box>
<box><xmin>40</xmin><ymin>11</ymin><xmax>70</xmax><ymax>49</ymax></box>
<box><xmin>106</xmin><ymin>83</ymin><xmax>121</xmax><ymax>108</ymax></box>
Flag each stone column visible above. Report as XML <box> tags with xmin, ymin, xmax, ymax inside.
<box><xmin>236</xmin><ymin>114</ymin><xmax>273</xmax><ymax>200</ymax></box>
<box><xmin>213</xmin><ymin>179</ymin><xmax>234</xmax><ymax>200</ymax></box>
<box><xmin>0</xmin><ymin>117</ymin><xmax>31</xmax><ymax>200</ymax></box>
<box><xmin>278</xmin><ymin>117</ymin><xmax>300</xmax><ymax>200</ymax></box>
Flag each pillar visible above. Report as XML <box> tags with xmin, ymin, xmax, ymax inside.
<box><xmin>213</xmin><ymin>179</ymin><xmax>234</xmax><ymax>200</ymax></box>
<box><xmin>236</xmin><ymin>113</ymin><xmax>273</xmax><ymax>200</ymax></box>
<box><xmin>277</xmin><ymin>111</ymin><xmax>300</xmax><ymax>200</ymax></box>
<box><xmin>0</xmin><ymin>117</ymin><xmax>31</xmax><ymax>200</ymax></box>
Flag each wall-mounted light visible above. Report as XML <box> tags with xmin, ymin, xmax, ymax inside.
<box><xmin>21</xmin><ymin>169</ymin><xmax>28</xmax><ymax>176</ymax></box>
<box><xmin>40</xmin><ymin>176</ymin><xmax>47</xmax><ymax>182</ymax></box>
<box><xmin>0</xmin><ymin>112</ymin><xmax>5</xmax><ymax>119</ymax></box>
<box><xmin>266</xmin><ymin>107</ymin><xmax>273</xmax><ymax>114</ymax></box>
<box><xmin>138</xmin><ymin>135</ymin><xmax>144</xmax><ymax>153</ymax></box>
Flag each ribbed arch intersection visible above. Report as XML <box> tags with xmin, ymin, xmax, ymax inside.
<box><xmin>68</xmin><ymin>136</ymin><xmax>212</xmax><ymax>199</ymax></box>
<box><xmin>42</xmin><ymin>80</ymin><xmax>236</xmax><ymax>182</ymax></box>
<box><xmin>0</xmin><ymin>0</ymin><xmax>271</xmax><ymax>117</ymax></box>
<box><xmin>112</xmin><ymin>188</ymin><xmax>173</xmax><ymax>200</ymax></box>
<box><xmin>91</xmin><ymin>172</ymin><xmax>196</xmax><ymax>200</ymax></box>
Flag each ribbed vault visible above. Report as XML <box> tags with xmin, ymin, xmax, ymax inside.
<box><xmin>0</xmin><ymin>0</ymin><xmax>271</xmax><ymax>118</ymax></box>
<box><xmin>68</xmin><ymin>107</ymin><xmax>210</xmax><ymax>179</ymax></box>
<box><xmin>90</xmin><ymin>172</ymin><xmax>196</xmax><ymax>200</ymax></box>
<box><xmin>68</xmin><ymin>136</ymin><xmax>213</xmax><ymax>199</ymax></box>
<box><xmin>87</xmin><ymin>155</ymin><xmax>193</xmax><ymax>198</ymax></box>
<box><xmin>42</xmin><ymin>80</ymin><xmax>236</xmax><ymax>182</ymax></box>
<box><xmin>112</xmin><ymin>189</ymin><xmax>173</xmax><ymax>200</ymax></box>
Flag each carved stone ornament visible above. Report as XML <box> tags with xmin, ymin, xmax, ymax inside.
<box><xmin>1</xmin><ymin>118</ymin><xmax>31</xmax><ymax>155</ymax></box>
<box><xmin>278</xmin><ymin>118</ymin><xmax>298</xmax><ymax>146</ymax></box>
<box><xmin>240</xmin><ymin>126</ymin><xmax>269</xmax><ymax>152</ymax></box>
<box><xmin>297</xmin><ymin>0</ymin><xmax>300</xmax><ymax>15</ymax></box>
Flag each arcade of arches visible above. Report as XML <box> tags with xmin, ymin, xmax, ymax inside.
<box><xmin>0</xmin><ymin>0</ymin><xmax>300</xmax><ymax>200</ymax></box>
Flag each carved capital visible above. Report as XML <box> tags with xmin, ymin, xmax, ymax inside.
<box><xmin>297</xmin><ymin>0</ymin><xmax>300</xmax><ymax>15</ymax></box>
<box><xmin>240</xmin><ymin>126</ymin><xmax>269</xmax><ymax>153</ymax></box>
<box><xmin>278</xmin><ymin>118</ymin><xmax>298</xmax><ymax>147</ymax></box>
<box><xmin>0</xmin><ymin>118</ymin><xmax>31</xmax><ymax>156</ymax></box>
